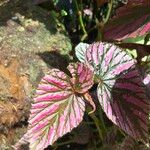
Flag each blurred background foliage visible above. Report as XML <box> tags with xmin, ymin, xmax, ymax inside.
<box><xmin>34</xmin><ymin>0</ymin><xmax>128</xmax><ymax>43</ymax></box>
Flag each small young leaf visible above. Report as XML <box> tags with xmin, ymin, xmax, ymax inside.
<box><xmin>68</xmin><ymin>62</ymin><xmax>94</xmax><ymax>93</ymax></box>
<box><xmin>15</xmin><ymin>63</ymin><xmax>94</xmax><ymax>150</ymax></box>
<box><xmin>84</xmin><ymin>42</ymin><xmax>149</xmax><ymax>142</ymax></box>
<box><xmin>75</xmin><ymin>42</ymin><xmax>89</xmax><ymax>62</ymax></box>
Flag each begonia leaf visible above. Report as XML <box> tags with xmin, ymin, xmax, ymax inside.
<box><xmin>84</xmin><ymin>42</ymin><xmax>149</xmax><ymax>141</ymax></box>
<box><xmin>104</xmin><ymin>0</ymin><xmax>150</xmax><ymax>41</ymax></box>
<box><xmin>15</xmin><ymin>63</ymin><xmax>94</xmax><ymax>150</ymax></box>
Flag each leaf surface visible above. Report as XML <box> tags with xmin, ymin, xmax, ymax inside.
<box><xmin>15</xmin><ymin>63</ymin><xmax>93</xmax><ymax>150</ymax></box>
<box><xmin>84</xmin><ymin>42</ymin><xmax>149</xmax><ymax>141</ymax></box>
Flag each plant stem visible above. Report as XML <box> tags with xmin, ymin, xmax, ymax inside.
<box><xmin>97</xmin><ymin>0</ymin><xmax>113</xmax><ymax>41</ymax></box>
<box><xmin>103</xmin><ymin>0</ymin><xmax>113</xmax><ymax>24</ymax></box>
<box><xmin>74</xmin><ymin>0</ymin><xmax>87</xmax><ymax>40</ymax></box>
<box><xmin>89</xmin><ymin>112</ymin><xmax>103</xmax><ymax>141</ymax></box>
<box><xmin>95</xmin><ymin>18</ymin><xmax>103</xmax><ymax>41</ymax></box>
<box><xmin>97</xmin><ymin>28</ymin><xmax>103</xmax><ymax>41</ymax></box>
<box><xmin>98</xmin><ymin>108</ymin><xmax>107</xmax><ymax>134</ymax></box>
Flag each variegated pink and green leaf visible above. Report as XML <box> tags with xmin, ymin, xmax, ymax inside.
<box><xmin>75</xmin><ymin>42</ymin><xmax>89</xmax><ymax>63</ymax></box>
<box><xmin>104</xmin><ymin>0</ymin><xmax>150</xmax><ymax>42</ymax></box>
<box><xmin>15</xmin><ymin>63</ymin><xmax>94</xmax><ymax>150</ymax></box>
<box><xmin>68</xmin><ymin>62</ymin><xmax>94</xmax><ymax>93</ymax></box>
<box><xmin>80</xmin><ymin>42</ymin><xmax>149</xmax><ymax>142</ymax></box>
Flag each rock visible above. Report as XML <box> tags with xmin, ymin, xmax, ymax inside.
<box><xmin>0</xmin><ymin>0</ymin><xmax>72</xmax><ymax>148</ymax></box>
